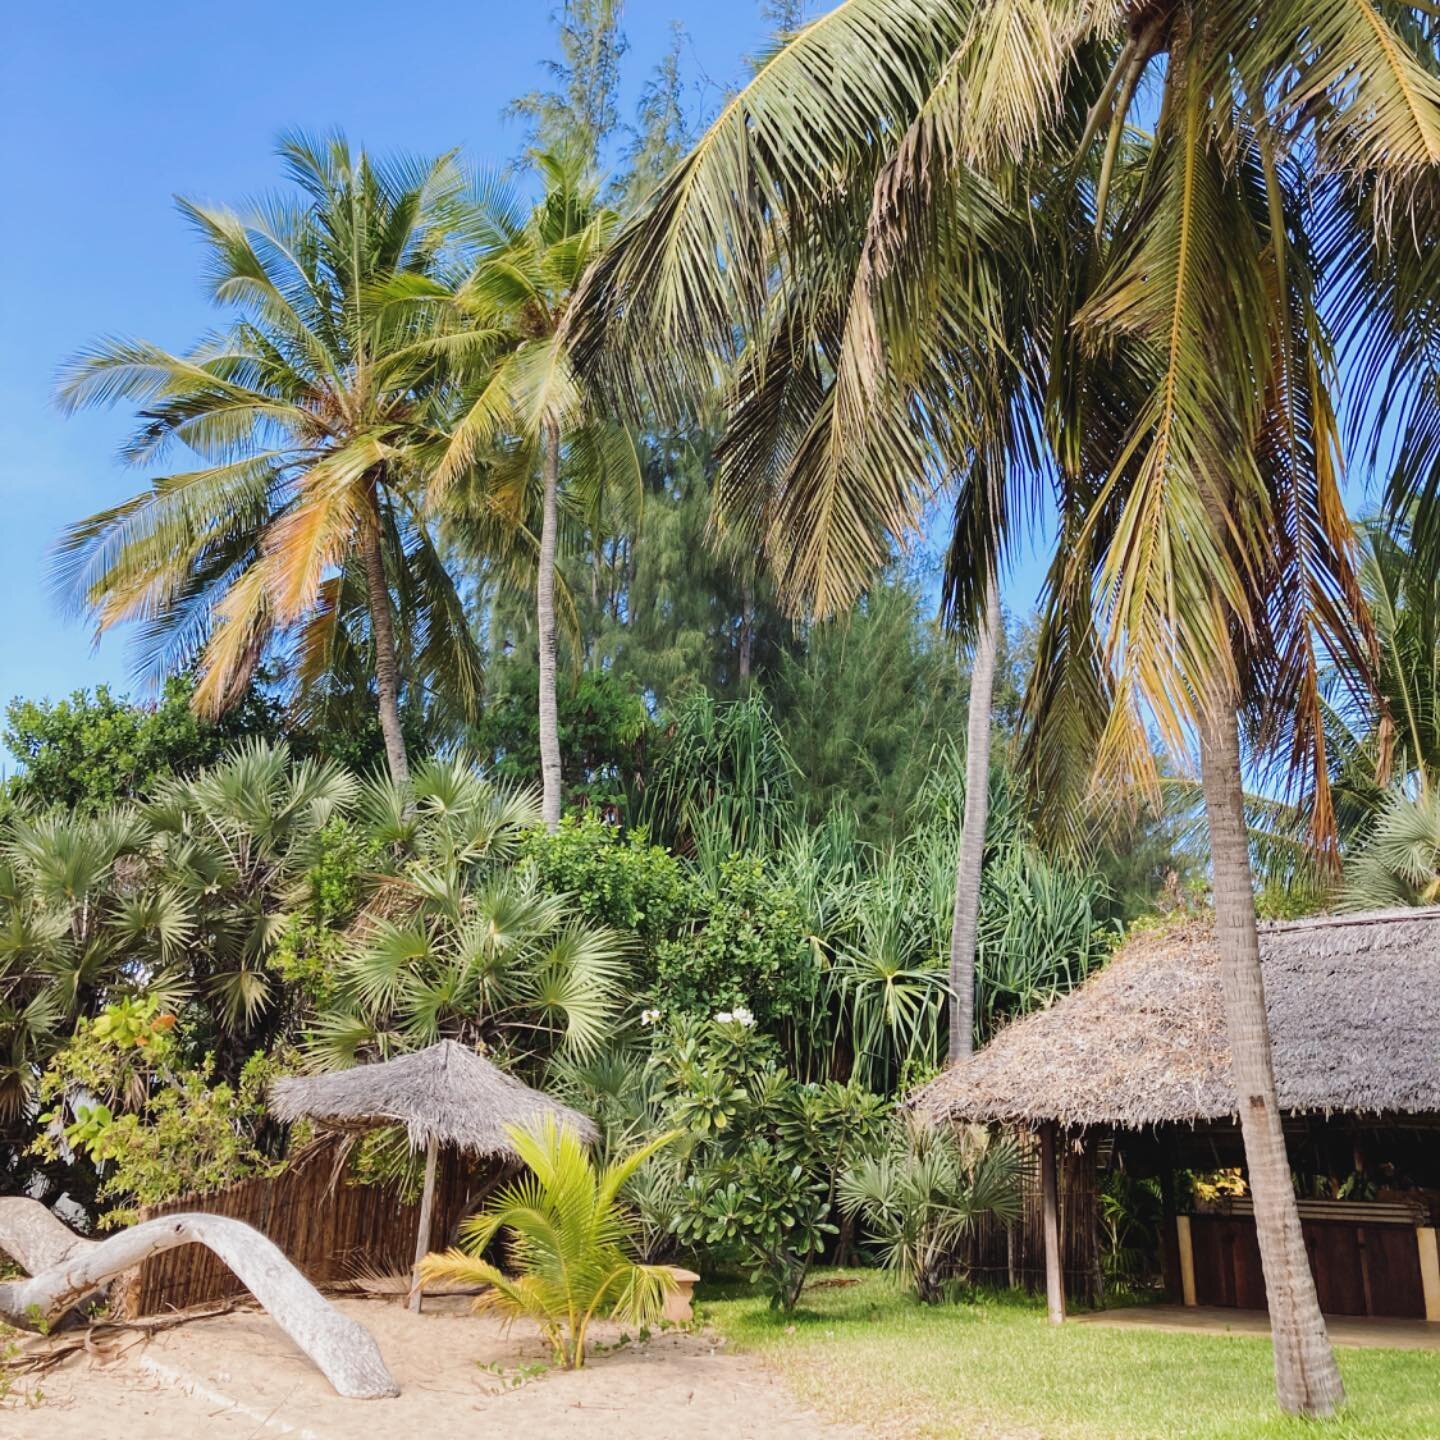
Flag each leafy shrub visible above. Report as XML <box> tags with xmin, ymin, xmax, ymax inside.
<box><xmin>653</xmin><ymin>856</ymin><xmax>818</xmax><ymax>1029</ymax></box>
<box><xmin>648</xmin><ymin>1015</ymin><xmax>888</xmax><ymax>1309</ymax></box>
<box><xmin>31</xmin><ymin>1000</ymin><xmax>281</xmax><ymax>1224</ymax></box>
<box><xmin>521</xmin><ymin>814</ymin><xmax>686</xmax><ymax>947</ymax></box>
<box><xmin>3</xmin><ymin>677</ymin><xmax>284</xmax><ymax>811</ymax></box>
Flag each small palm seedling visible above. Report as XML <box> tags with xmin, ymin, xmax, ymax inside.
<box><xmin>420</xmin><ymin>1116</ymin><xmax>679</xmax><ymax>1368</ymax></box>
<box><xmin>839</xmin><ymin>1113</ymin><xmax>1023</xmax><ymax>1304</ymax></box>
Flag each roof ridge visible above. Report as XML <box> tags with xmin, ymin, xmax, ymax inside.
<box><xmin>1259</xmin><ymin>906</ymin><xmax>1440</xmax><ymax>937</ymax></box>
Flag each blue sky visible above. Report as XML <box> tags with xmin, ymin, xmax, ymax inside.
<box><xmin>0</xmin><ymin>1</ymin><xmax>789</xmax><ymax>737</ymax></box>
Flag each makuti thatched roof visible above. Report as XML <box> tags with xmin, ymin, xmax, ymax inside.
<box><xmin>270</xmin><ymin>1040</ymin><xmax>598</xmax><ymax>1158</ymax></box>
<box><xmin>916</xmin><ymin>907</ymin><xmax>1440</xmax><ymax>1131</ymax></box>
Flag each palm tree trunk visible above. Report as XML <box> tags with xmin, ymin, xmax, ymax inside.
<box><xmin>538</xmin><ymin>420</ymin><xmax>563</xmax><ymax>831</ymax></box>
<box><xmin>946</xmin><ymin>581</ymin><xmax>1000</xmax><ymax>1061</ymax></box>
<box><xmin>361</xmin><ymin>490</ymin><xmax>410</xmax><ymax>787</ymax></box>
<box><xmin>1198</xmin><ymin>694</ymin><xmax>1344</xmax><ymax>1418</ymax></box>
<box><xmin>739</xmin><ymin>570</ymin><xmax>754</xmax><ymax>684</ymax></box>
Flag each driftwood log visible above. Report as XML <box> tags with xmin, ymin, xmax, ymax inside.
<box><xmin>0</xmin><ymin>1199</ymin><xmax>398</xmax><ymax>1399</ymax></box>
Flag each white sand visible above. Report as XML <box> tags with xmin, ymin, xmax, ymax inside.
<box><xmin>7</xmin><ymin>1296</ymin><xmax>864</xmax><ymax>1440</ymax></box>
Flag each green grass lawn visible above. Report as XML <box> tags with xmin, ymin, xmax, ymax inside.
<box><xmin>698</xmin><ymin>1271</ymin><xmax>1440</xmax><ymax>1440</ymax></box>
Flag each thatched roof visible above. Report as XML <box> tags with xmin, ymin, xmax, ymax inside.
<box><xmin>916</xmin><ymin>907</ymin><xmax>1440</xmax><ymax>1130</ymax></box>
<box><xmin>269</xmin><ymin>1040</ymin><xmax>598</xmax><ymax>1157</ymax></box>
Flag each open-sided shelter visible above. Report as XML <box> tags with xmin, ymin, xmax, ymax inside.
<box><xmin>917</xmin><ymin>908</ymin><xmax>1440</xmax><ymax>1323</ymax></box>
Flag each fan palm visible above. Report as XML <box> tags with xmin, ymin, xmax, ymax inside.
<box><xmin>432</xmin><ymin>148</ymin><xmax>642</xmax><ymax>828</ymax></box>
<box><xmin>838</xmin><ymin>1113</ymin><xmax>1023</xmax><ymax>1303</ymax></box>
<box><xmin>311</xmin><ymin>755</ymin><xmax>630</xmax><ymax>1067</ymax></box>
<box><xmin>56</xmin><ymin>133</ymin><xmax>489</xmax><ymax>785</ymax></box>
<box><xmin>419</xmin><ymin>1117</ymin><xmax>678</xmax><ymax>1369</ymax></box>
<box><xmin>1340</xmin><ymin>787</ymin><xmax>1440</xmax><ymax>908</ymax></box>
<box><xmin>571</xmin><ymin>0</ymin><xmax>1440</xmax><ymax>1415</ymax></box>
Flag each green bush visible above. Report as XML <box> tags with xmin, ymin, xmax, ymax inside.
<box><xmin>3</xmin><ymin>677</ymin><xmax>283</xmax><ymax>811</ymax></box>
<box><xmin>653</xmin><ymin>855</ymin><xmax>819</xmax><ymax>1028</ymax></box>
<box><xmin>647</xmin><ymin>1015</ymin><xmax>888</xmax><ymax>1309</ymax></box>
<box><xmin>31</xmin><ymin>1000</ymin><xmax>281</xmax><ymax>1225</ymax></box>
<box><xmin>520</xmin><ymin>813</ymin><xmax>686</xmax><ymax>946</ymax></box>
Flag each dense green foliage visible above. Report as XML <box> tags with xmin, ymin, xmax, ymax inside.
<box><xmin>3</xmin><ymin>679</ymin><xmax>284</xmax><ymax>810</ymax></box>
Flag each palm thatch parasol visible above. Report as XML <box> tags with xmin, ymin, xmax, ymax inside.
<box><xmin>270</xmin><ymin>1041</ymin><xmax>597</xmax><ymax>1310</ymax></box>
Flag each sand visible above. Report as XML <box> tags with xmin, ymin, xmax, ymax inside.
<box><xmin>6</xmin><ymin>1296</ymin><xmax>865</xmax><ymax>1440</ymax></box>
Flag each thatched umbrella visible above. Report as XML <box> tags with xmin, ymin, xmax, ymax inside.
<box><xmin>270</xmin><ymin>1041</ymin><xmax>597</xmax><ymax>1311</ymax></box>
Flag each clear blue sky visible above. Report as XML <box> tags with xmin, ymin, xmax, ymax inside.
<box><xmin>0</xmin><ymin>1</ymin><xmax>786</xmax><ymax>735</ymax></box>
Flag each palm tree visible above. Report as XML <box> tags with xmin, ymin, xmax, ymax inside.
<box><xmin>435</xmin><ymin>148</ymin><xmax>641</xmax><ymax>829</ymax></box>
<box><xmin>569</xmin><ymin>0</ymin><xmax>1440</xmax><ymax>1416</ymax></box>
<box><xmin>57</xmin><ymin>134</ymin><xmax>487</xmax><ymax>785</ymax></box>
<box><xmin>420</xmin><ymin>1117</ymin><xmax>678</xmax><ymax>1368</ymax></box>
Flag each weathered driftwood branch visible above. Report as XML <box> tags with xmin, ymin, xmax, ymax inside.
<box><xmin>0</xmin><ymin>1201</ymin><xmax>398</xmax><ymax>1399</ymax></box>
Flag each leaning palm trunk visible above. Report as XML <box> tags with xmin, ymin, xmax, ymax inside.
<box><xmin>537</xmin><ymin>420</ymin><xmax>563</xmax><ymax>831</ymax></box>
<box><xmin>1198</xmin><ymin>693</ymin><xmax>1344</xmax><ymax>1418</ymax></box>
<box><xmin>0</xmin><ymin>1200</ymin><xmax>397</xmax><ymax>1399</ymax></box>
<box><xmin>947</xmin><ymin>582</ymin><xmax>1000</xmax><ymax>1061</ymax></box>
<box><xmin>362</xmin><ymin>484</ymin><xmax>410</xmax><ymax>788</ymax></box>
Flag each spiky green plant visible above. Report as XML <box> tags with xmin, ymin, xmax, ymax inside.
<box><xmin>419</xmin><ymin>1117</ymin><xmax>678</xmax><ymax>1368</ymax></box>
<box><xmin>311</xmin><ymin>757</ymin><xmax>630</xmax><ymax>1066</ymax></box>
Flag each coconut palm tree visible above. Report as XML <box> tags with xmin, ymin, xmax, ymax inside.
<box><xmin>569</xmin><ymin>0</ymin><xmax>1440</xmax><ymax>1416</ymax></box>
<box><xmin>56</xmin><ymin>133</ymin><xmax>488</xmax><ymax>785</ymax></box>
<box><xmin>433</xmin><ymin>148</ymin><xmax>641</xmax><ymax>829</ymax></box>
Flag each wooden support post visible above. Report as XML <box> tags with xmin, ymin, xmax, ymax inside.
<box><xmin>1040</xmin><ymin>1123</ymin><xmax>1065</xmax><ymax>1325</ymax></box>
<box><xmin>1176</xmin><ymin>1215</ymin><xmax>1197</xmax><ymax>1307</ymax></box>
<box><xmin>1417</xmin><ymin>1226</ymin><xmax>1440</xmax><ymax>1323</ymax></box>
<box><xmin>409</xmin><ymin>1140</ymin><xmax>440</xmax><ymax>1314</ymax></box>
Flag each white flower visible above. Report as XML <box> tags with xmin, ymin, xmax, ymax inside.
<box><xmin>731</xmin><ymin>1005</ymin><xmax>755</xmax><ymax>1028</ymax></box>
<box><xmin>640</xmin><ymin>1008</ymin><xmax>662</xmax><ymax>1027</ymax></box>
<box><xmin>713</xmin><ymin>1011</ymin><xmax>733</xmax><ymax>1025</ymax></box>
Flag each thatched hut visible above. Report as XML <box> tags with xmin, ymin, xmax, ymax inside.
<box><xmin>917</xmin><ymin>908</ymin><xmax>1440</xmax><ymax>1323</ymax></box>
<box><xmin>271</xmin><ymin>1041</ymin><xmax>596</xmax><ymax>1310</ymax></box>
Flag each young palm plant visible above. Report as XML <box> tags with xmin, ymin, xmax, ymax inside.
<box><xmin>56</xmin><ymin>134</ymin><xmax>488</xmax><ymax>784</ymax></box>
<box><xmin>839</xmin><ymin>1112</ymin><xmax>1023</xmax><ymax>1304</ymax></box>
<box><xmin>419</xmin><ymin>1117</ymin><xmax>678</xmax><ymax>1369</ymax></box>
<box><xmin>571</xmin><ymin>0</ymin><xmax>1440</xmax><ymax>1414</ymax></box>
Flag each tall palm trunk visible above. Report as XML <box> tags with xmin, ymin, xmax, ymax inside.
<box><xmin>538</xmin><ymin>420</ymin><xmax>563</xmax><ymax>831</ymax></box>
<box><xmin>738</xmin><ymin>571</ymin><xmax>754</xmax><ymax>685</ymax></box>
<box><xmin>946</xmin><ymin>581</ymin><xmax>1000</xmax><ymax>1061</ymax></box>
<box><xmin>361</xmin><ymin>488</ymin><xmax>410</xmax><ymax>788</ymax></box>
<box><xmin>1198</xmin><ymin>690</ymin><xmax>1344</xmax><ymax>1418</ymax></box>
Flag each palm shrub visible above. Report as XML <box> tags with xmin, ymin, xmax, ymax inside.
<box><xmin>839</xmin><ymin>1113</ymin><xmax>1024</xmax><ymax>1304</ymax></box>
<box><xmin>0</xmin><ymin>739</ymin><xmax>354</xmax><ymax>1120</ymax></box>
<box><xmin>310</xmin><ymin>755</ymin><xmax>631</xmax><ymax>1068</ymax></box>
<box><xmin>1340</xmin><ymin>789</ymin><xmax>1440</xmax><ymax>910</ymax></box>
<box><xmin>419</xmin><ymin>1117</ymin><xmax>678</xmax><ymax>1369</ymax></box>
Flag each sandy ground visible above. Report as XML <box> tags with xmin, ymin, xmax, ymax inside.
<box><xmin>6</xmin><ymin>1296</ymin><xmax>865</xmax><ymax>1440</ymax></box>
